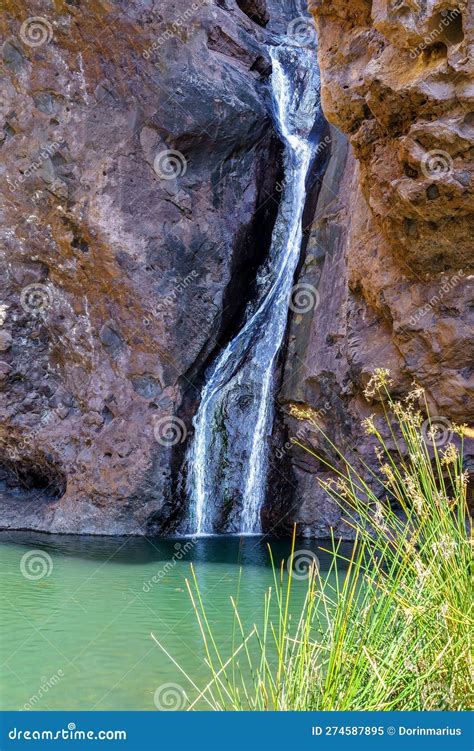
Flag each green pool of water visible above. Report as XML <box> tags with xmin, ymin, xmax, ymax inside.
<box><xmin>0</xmin><ymin>531</ymin><xmax>349</xmax><ymax>711</ymax></box>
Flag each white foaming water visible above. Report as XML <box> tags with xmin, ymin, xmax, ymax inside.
<box><xmin>185</xmin><ymin>42</ymin><xmax>321</xmax><ymax>535</ymax></box>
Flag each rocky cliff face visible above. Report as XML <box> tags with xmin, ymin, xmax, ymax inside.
<box><xmin>0</xmin><ymin>0</ymin><xmax>311</xmax><ymax>534</ymax></box>
<box><xmin>276</xmin><ymin>0</ymin><xmax>473</xmax><ymax>536</ymax></box>
<box><xmin>1</xmin><ymin>0</ymin><xmax>471</xmax><ymax>537</ymax></box>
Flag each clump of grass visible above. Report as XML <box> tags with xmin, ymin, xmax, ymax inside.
<box><xmin>155</xmin><ymin>373</ymin><xmax>473</xmax><ymax>710</ymax></box>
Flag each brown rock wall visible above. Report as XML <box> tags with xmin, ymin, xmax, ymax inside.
<box><xmin>274</xmin><ymin>0</ymin><xmax>473</xmax><ymax>536</ymax></box>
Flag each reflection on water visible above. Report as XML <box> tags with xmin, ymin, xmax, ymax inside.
<box><xmin>0</xmin><ymin>531</ymin><xmax>352</xmax><ymax>710</ymax></box>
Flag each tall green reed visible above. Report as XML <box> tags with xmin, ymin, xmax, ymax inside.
<box><xmin>154</xmin><ymin>373</ymin><xmax>473</xmax><ymax>710</ymax></box>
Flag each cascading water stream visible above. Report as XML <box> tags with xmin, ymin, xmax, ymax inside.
<box><xmin>184</xmin><ymin>39</ymin><xmax>322</xmax><ymax>536</ymax></box>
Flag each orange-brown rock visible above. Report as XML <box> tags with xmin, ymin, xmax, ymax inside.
<box><xmin>274</xmin><ymin>0</ymin><xmax>473</xmax><ymax>536</ymax></box>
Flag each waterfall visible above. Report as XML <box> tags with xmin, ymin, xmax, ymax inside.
<box><xmin>184</xmin><ymin>39</ymin><xmax>322</xmax><ymax>536</ymax></box>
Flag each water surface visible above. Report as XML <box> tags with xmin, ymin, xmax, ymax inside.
<box><xmin>0</xmin><ymin>532</ymin><xmax>349</xmax><ymax>710</ymax></box>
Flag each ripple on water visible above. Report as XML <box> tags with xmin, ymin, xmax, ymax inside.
<box><xmin>0</xmin><ymin>531</ymin><xmax>350</xmax><ymax>710</ymax></box>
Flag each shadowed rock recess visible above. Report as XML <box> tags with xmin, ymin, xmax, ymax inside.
<box><xmin>0</xmin><ymin>0</ymin><xmax>472</xmax><ymax>536</ymax></box>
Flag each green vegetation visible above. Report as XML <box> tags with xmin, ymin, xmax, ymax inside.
<box><xmin>165</xmin><ymin>372</ymin><xmax>473</xmax><ymax>710</ymax></box>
